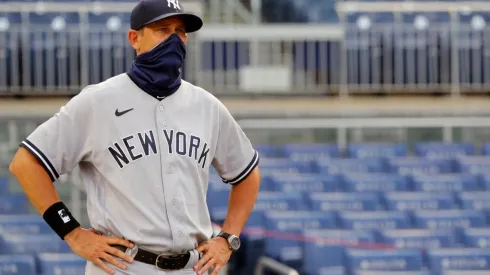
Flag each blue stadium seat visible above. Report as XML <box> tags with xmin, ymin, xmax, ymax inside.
<box><xmin>354</xmin><ymin>271</ymin><xmax>431</xmax><ymax>275</ymax></box>
<box><xmin>0</xmin><ymin>195</ymin><xmax>29</xmax><ymax>214</ymax></box>
<box><xmin>383</xmin><ymin>192</ymin><xmax>457</xmax><ymax>211</ymax></box>
<box><xmin>0</xmin><ymin>215</ymin><xmax>51</xmax><ymax>234</ymax></box>
<box><xmin>411</xmin><ymin>174</ymin><xmax>479</xmax><ymax>192</ymax></box>
<box><xmin>378</xmin><ymin>229</ymin><xmax>457</xmax><ymax>250</ymax></box>
<box><xmin>271</xmin><ymin>173</ymin><xmax>340</xmax><ymax>193</ymax></box>
<box><xmin>401</xmin><ymin>12</ymin><xmax>451</xmax><ymax>27</ymax></box>
<box><xmin>414</xmin><ymin>142</ymin><xmax>474</xmax><ymax>158</ymax></box>
<box><xmin>246</xmin><ymin>192</ymin><xmax>307</xmax><ymax>228</ymax></box>
<box><xmin>38</xmin><ymin>253</ymin><xmax>86</xmax><ymax>275</ymax></box>
<box><xmin>456</xmin><ymin>156</ymin><xmax>490</xmax><ymax>174</ymax></box>
<box><xmin>461</xmin><ymin>228</ymin><xmax>490</xmax><ymax>249</ymax></box>
<box><xmin>281</xmin><ymin>143</ymin><xmax>340</xmax><ymax>161</ymax></box>
<box><xmin>346</xmin><ymin>249</ymin><xmax>424</xmax><ymax>272</ymax></box>
<box><xmin>345</xmin><ymin>12</ymin><xmax>395</xmax><ymax>26</ymax></box>
<box><xmin>254</xmin><ymin>144</ymin><xmax>280</xmax><ymax>158</ymax></box>
<box><xmin>307</xmin><ymin>192</ymin><xmax>381</xmax><ymax>212</ymax></box>
<box><xmin>479</xmin><ymin>174</ymin><xmax>490</xmax><ymax>191</ymax></box>
<box><xmin>442</xmin><ymin>271</ymin><xmax>490</xmax><ymax>275</ymax></box>
<box><xmin>412</xmin><ymin>210</ymin><xmax>487</xmax><ymax>230</ymax></box>
<box><xmin>317</xmin><ymin>158</ymin><xmax>386</xmax><ymax>174</ymax></box>
<box><xmin>0</xmin><ymin>175</ymin><xmax>7</xmax><ymax>194</ymax></box>
<box><xmin>388</xmin><ymin>157</ymin><xmax>454</xmax><ymax>175</ymax></box>
<box><xmin>347</xmin><ymin>143</ymin><xmax>407</xmax><ymax>159</ymax></box>
<box><xmin>428</xmin><ymin>248</ymin><xmax>490</xmax><ymax>274</ymax></box>
<box><xmin>258</xmin><ymin>158</ymin><xmax>306</xmax><ymax>173</ymax></box>
<box><xmin>0</xmin><ymin>255</ymin><xmax>36</xmax><ymax>275</ymax></box>
<box><xmin>27</xmin><ymin>12</ymin><xmax>80</xmax><ymax>26</ymax></box>
<box><xmin>342</xmin><ymin>173</ymin><xmax>410</xmax><ymax>193</ymax></box>
<box><xmin>458</xmin><ymin>192</ymin><xmax>490</xmax><ymax>211</ymax></box>
<box><xmin>264</xmin><ymin>211</ymin><xmax>337</xmax><ymax>268</ymax></box>
<box><xmin>87</xmin><ymin>12</ymin><xmax>130</xmax><ymax>27</ymax></box>
<box><xmin>0</xmin><ymin>234</ymin><xmax>71</xmax><ymax>254</ymax></box>
<box><xmin>482</xmin><ymin>144</ymin><xmax>490</xmax><ymax>156</ymax></box>
<box><xmin>207</xmin><ymin>179</ymin><xmax>230</xmax><ymax>210</ymax></box>
<box><xmin>303</xmin><ymin>229</ymin><xmax>375</xmax><ymax>275</ymax></box>
<box><xmin>338</xmin><ymin>211</ymin><xmax>411</xmax><ymax>231</ymax></box>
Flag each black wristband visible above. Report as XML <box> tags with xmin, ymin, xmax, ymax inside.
<box><xmin>43</xmin><ymin>201</ymin><xmax>80</xmax><ymax>240</ymax></box>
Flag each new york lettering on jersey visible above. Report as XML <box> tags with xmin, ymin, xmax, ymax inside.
<box><xmin>108</xmin><ymin>129</ymin><xmax>210</xmax><ymax>169</ymax></box>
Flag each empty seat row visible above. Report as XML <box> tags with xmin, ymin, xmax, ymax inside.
<box><xmin>208</xmin><ymin>190</ymin><xmax>490</xmax><ymax>218</ymax></box>
<box><xmin>238</xmin><ymin>227</ymin><xmax>490</xmax><ymax>275</ymax></box>
<box><xmin>0</xmin><ymin>253</ymin><xmax>85</xmax><ymax>275</ymax></box>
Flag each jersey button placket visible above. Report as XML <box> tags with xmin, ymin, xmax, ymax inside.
<box><xmin>156</xmin><ymin>103</ymin><xmax>179</xmax><ymax>249</ymax></box>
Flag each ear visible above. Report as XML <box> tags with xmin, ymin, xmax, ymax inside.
<box><xmin>127</xmin><ymin>29</ymin><xmax>141</xmax><ymax>53</ymax></box>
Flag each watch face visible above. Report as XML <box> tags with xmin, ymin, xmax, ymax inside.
<box><xmin>229</xmin><ymin>236</ymin><xmax>241</xmax><ymax>251</ymax></box>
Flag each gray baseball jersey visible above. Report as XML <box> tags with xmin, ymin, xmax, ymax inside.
<box><xmin>21</xmin><ymin>73</ymin><xmax>259</xmax><ymax>253</ymax></box>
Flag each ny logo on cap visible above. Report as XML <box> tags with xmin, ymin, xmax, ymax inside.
<box><xmin>167</xmin><ymin>0</ymin><xmax>181</xmax><ymax>10</ymax></box>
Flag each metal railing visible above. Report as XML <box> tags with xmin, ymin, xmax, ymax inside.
<box><xmin>2</xmin><ymin>2</ymin><xmax>490</xmax><ymax>97</ymax></box>
<box><xmin>254</xmin><ymin>256</ymin><xmax>300</xmax><ymax>275</ymax></box>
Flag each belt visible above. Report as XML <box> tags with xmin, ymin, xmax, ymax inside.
<box><xmin>112</xmin><ymin>245</ymin><xmax>191</xmax><ymax>271</ymax></box>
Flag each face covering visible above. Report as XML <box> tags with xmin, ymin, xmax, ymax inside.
<box><xmin>127</xmin><ymin>33</ymin><xmax>186</xmax><ymax>99</ymax></box>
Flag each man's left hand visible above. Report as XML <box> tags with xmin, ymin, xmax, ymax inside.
<box><xmin>194</xmin><ymin>237</ymin><xmax>232</xmax><ymax>275</ymax></box>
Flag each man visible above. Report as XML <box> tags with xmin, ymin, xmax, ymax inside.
<box><xmin>8</xmin><ymin>0</ymin><xmax>261</xmax><ymax>274</ymax></box>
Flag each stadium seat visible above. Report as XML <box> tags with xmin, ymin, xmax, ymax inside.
<box><xmin>338</xmin><ymin>211</ymin><xmax>411</xmax><ymax>231</ymax></box>
<box><xmin>347</xmin><ymin>143</ymin><xmax>407</xmax><ymax>159</ymax></box>
<box><xmin>245</xmin><ymin>192</ymin><xmax>307</xmax><ymax>228</ymax></box>
<box><xmin>383</xmin><ymin>192</ymin><xmax>457</xmax><ymax>211</ymax></box>
<box><xmin>302</xmin><ymin>229</ymin><xmax>376</xmax><ymax>275</ymax></box>
<box><xmin>346</xmin><ymin>248</ymin><xmax>424</xmax><ymax>271</ymax></box>
<box><xmin>0</xmin><ymin>215</ymin><xmax>51</xmax><ymax>234</ymax></box>
<box><xmin>442</xmin><ymin>271</ymin><xmax>490</xmax><ymax>275</ymax></box>
<box><xmin>388</xmin><ymin>157</ymin><xmax>454</xmax><ymax>175</ymax></box>
<box><xmin>264</xmin><ymin>211</ymin><xmax>337</xmax><ymax>269</ymax></box>
<box><xmin>0</xmin><ymin>233</ymin><xmax>71</xmax><ymax>254</ymax></box>
<box><xmin>412</xmin><ymin>210</ymin><xmax>487</xmax><ymax>230</ymax></box>
<box><xmin>458</xmin><ymin>192</ymin><xmax>490</xmax><ymax>211</ymax></box>
<box><xmin>414</xmin><ymin>142</ymin><xmax>474</xmax><ymax>159</ymax></box>
<box><xmin>253</xmin><ymin>144</ymin><xmax>280</xmax><ymax>158</ymax></box>
<box><xmin>354</xmin><ymin>271</ymin><xmax>430</xmax><ymax>275</ymax></box>
<box><xmin>207</xmin><ymin>179</ymin><xmax>231</xmax><ymax>210</ymax></box>
<box><xmin>0</xmin><ymin>195</ymin><xmax>29</xmax><ymax>214</ymax></box>
<box><xmin>342</xmin><ymin>173</ymin><xmax>410</xmax><ymax>192</ymax></box>
<box><xmin>270</xmin><ymin>173</ymin><xmax>340</xmax><ymax>193</ymax></box>
<box><xmin>378</xmin><ymin>229</ymin><xmax>457</xmax><ymax>250</ymax></box>
<box><xmin>280</xmin><ymin>143</ymin><xmax>340</xmax><ymax>161</ymax></box>
<box><xmin>316</xmin><ymin>158</ymin><xmax>386</xmax><ymax>174</ymax></box>
<box><xmin>457</xmin><ymin>156</ymin><xmax>490</xmax><ymax>174</ymax></box>
<box><xmin>38</xmin><ymin>253</ymin><xmax>86</xmax><ymax>275</ymax></box>
<box><xmin>460</xmin><ymin>228</ymin><xmax>490</xmax><ymax>249</ymax></box>
<box><xmin>307</xmin><ymin>192</ymin><xmax>381</xmax><ymax>212</ymax></box>
<box><xmin>427</xmin><ymin>248</ymin><xmax>490</xmax><ymax>274</ymax></box>
<box><xmin>0</xmin><ymin>255</ymin><xmax>36</xmax><ymax>275</ymax></box>
<box><xmin>0</xmin><ymin>174</ymin><xmax>7</xmax><ymax>194</ymax></box>
<box><xmin>411</xmin><ymin>173</ymin><xmax>480</xmax><ymax>192</ymax></box>
<box><xmin>257</xmin><ymin>158</ymin><xmax>306</xmax><ymax>174</ymax></box>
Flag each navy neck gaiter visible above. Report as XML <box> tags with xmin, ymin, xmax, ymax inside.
<box><xmin>127</xmin><ymin>33</ymin><xmax>186</xmax><ymax>99</ymax></box>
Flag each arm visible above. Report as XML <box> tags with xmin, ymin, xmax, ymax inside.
<box><xmin>9</xmin><ymin>147</ymin><xmax>61</xmax><ymax>215</ymax></box>
<box><xmin>220</xmin><ymin>167</ymin><xmax>261</xmax><ymax>236</ymax></box>
<box><xmin>9</xmin><ymin>90</ymin><xmax>134</xmax><ymax>275</ymax></box>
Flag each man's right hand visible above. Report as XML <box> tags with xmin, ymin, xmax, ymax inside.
<box><xmin>65</xmin><ymin>227</ymin><xmax>135</xmax><ymax>275</ymax></box>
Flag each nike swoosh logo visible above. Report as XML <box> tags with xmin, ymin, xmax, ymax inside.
<box><xmin>115</xmin><ymin>108</ymin><xmax>134</xmax><ymax>117</ymax></box>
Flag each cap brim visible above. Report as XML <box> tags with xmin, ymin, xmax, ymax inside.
<box><xmin>143</xmin><ymin>12</ymin><xmax>203</xmax><ymax>33</ymax></box>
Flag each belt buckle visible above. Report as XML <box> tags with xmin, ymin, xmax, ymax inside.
<box><xmin>155</xmin><ymin>254</ymin><xmax>172</xmax><ymax>271</ymax></box>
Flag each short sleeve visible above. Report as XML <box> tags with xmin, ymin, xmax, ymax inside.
<box><xmin>20</xmin><ymin>89</ymin><xmax>94</xmax><ymax>182</ymax></box>
<box><xmin>212</xmin><ymin>101</ymin><xmax>259</xmax><ymax>185</ymax></box>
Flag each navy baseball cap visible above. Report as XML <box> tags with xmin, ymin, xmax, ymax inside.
<box><xmin>130</xmin><ymin>0</ymin><xmax>203</xmax><ymax>32</ymax></box>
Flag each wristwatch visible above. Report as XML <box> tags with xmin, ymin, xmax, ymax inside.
<box><xmin>217</xmin><ymin>231</ymin><xmax>241</xmax><ymax>252</ymax></box>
